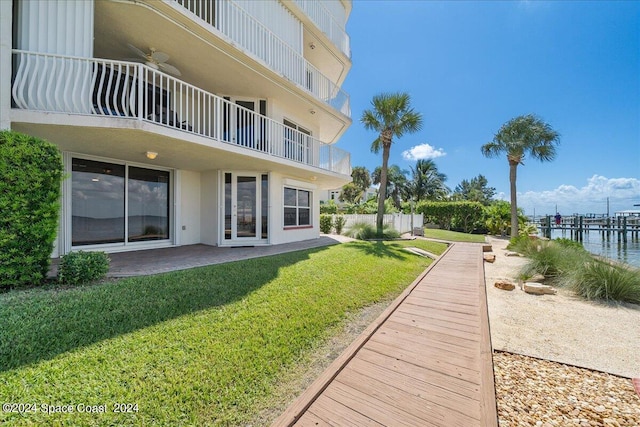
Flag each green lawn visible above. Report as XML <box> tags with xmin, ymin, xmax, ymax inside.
<box><xmin>421</xmin><ymin>228</ymin><xmax>487</xmax><ymax>243</ymax></box>
<box><xmin>0</xmin><ymin>240</ymin><xmax>446</xmax><ymax>426</ymax></box>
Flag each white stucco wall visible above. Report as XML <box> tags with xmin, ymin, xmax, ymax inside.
<box><xmin>0</xmin><ymin>0</ymin><xmax>11</xmax><ymax>130</ymax></box>
<box><xmin>269</xmin><ymin>99</ymin><xmax>320</xmax><ymax>136</ymax></box>
<box><xmin>268</xmin><ymin>172</ymin><xmax>319</xmax><ymax>245</ymax></box>
<box><xmin>200</xmin><ymin>170</ymin><xmax>219</xmax><ymax>245</ymax></box>
<box><xmin>178</xmin><ymin>170</ymin><xmax>201</xmax><ymax>245</ymax></box>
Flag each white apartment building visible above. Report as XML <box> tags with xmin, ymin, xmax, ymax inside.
<box><xmin>0</xmin><ymin>0</ymin><xmax>353</xmax><ymax>256</ymax></box>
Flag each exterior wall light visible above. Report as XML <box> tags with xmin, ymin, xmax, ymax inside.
<box><xmin>146</xmin><ymin>151</ymin><xmax>158</xmax><ymax>160</ymax></box>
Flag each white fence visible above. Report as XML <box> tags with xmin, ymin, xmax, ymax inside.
<box><xmin>329</xmin><ymin>214</ymin><xmax>424</xmax><ymax>234</ymax></box>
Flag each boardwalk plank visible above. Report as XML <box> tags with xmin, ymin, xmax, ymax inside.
<box><xmin>357</xmin><ymin>347</ymin><xmax>481</xmax><ymax>399</ymax></box>
<box><xmin>325</xmin><ymin>380</ymin><xmax>439</xmax><ymax>427</ymax></box>
<box><xmin>307</xmin><ymin>395</ymin><xmax>384</xmax><ymax>427</ymax></box>
<box><xmin>295</xmin><ymin>411</ymin><xmax>332</xmax><ymax>427</ymax></box>
<box><xmin>347</xmin><ymin>356</ymin><xmax>481</xmax><ymax>422</ymax></box>
<box><xmin>394</xmin><ymin>307</ymin><xmax>481</xmax><ymax>333</ymax></box>
<box><xmin>365</xmin><ymin>337</ymin><xmax>481</xmax><ymax>384</ymax></box>
<box><xmin>273</xmin><ymin>244</ymin><xmax>497</xmax><ymax>427</ymax></box>
<box><xmin>391</xmin><ymin>311</ymin><xmax>481</xmax><ymax>339</ymax></box>
<box><xmin>369</xmin><ymin>322</ymin><xmax>480</xmax><ymax>368</ymax></box>
<box><xmin>398</xmin><ymin>303</ymin><xmax>479</xmax><ymax>327</ymax></box>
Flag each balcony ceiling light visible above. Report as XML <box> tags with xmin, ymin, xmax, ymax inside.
<box><xmin>146</xmin><ymin>151</ymin><xmax>158</xmax><ymax>160</ymax></box>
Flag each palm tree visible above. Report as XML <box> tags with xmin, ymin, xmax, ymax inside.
<box><xmin>373</xmin><ymin>165</ymin><xmax>408</xmax><ymax>209</ymax></box>
<box><xmin>481</xmin><ymin>114</ymin><xmax>560</xmax><ymax>237</ymax></box>
<box><xmin>361</xmin><ymin>93</ymin><xmax>423</xmax><ymax>233</ymax></box>
<box><xmin>409</xmin><ymin>159</ymin><xmax>449</xmax><ymax>202</ymax></box>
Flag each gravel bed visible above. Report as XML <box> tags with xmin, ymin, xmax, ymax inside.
<box><xmin>494</xmin><ymin>351</ymin><xmax>640</xmax><ymax>427</ymax></box>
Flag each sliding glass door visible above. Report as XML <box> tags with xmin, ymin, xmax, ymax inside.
<box><xmin>71</xmin><ymin>158</ymin><xmax>170</xmax><ymax>247</ymax></box>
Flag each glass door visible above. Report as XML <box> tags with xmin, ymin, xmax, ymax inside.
<box><xmin>223</xmin><ymin>172</ymin><xmax>268</xmax><ymax>244</ymax></box>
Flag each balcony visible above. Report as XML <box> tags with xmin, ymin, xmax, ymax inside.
<box><xmin>291</xmin><ymin>0</ymin><xmax>351</xmax><ymax>58</ymax></box>
<box><xmin>11</xmin><ymin>50</ymin><xmax>351</xmax><ymax>176</ymax></box>
<box><xmin>171</xmin><ymin>0</ymin><xmax>350</xmax><ymax>117</ymax></box>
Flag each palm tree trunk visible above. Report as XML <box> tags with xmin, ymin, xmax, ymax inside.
<box><xmin>509</xmin><ymin>161</ymin><xmax>519</xmax><ymax>237</ymax></box>
<box><xmin>377</xmin><ymin>145</ymin><xmax>390</xmax><ymax>234</ymax></box>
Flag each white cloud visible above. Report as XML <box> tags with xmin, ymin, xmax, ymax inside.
<box><xmin>401</xmin><ymin>143</ymin><xmax>446</xmax><ymax>161</ymax></box>
<box><xmin>516</xmin><ymin>175</ymin><xmax>640</xmax><ymax>216</ymax></box>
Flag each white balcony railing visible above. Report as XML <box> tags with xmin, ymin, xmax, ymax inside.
<box><xmin>11</xmin><ymin>50</ymin><xmax>351</xmax><ymax>175</ymax></box>
<box><xmin>172</xmin><ymin>0</ymin><xmax>351</xmax><ymax>117</ymax></box>
<box><xmin>292</xmin><ymin>0</ymin><xmax>351</xmax><ymax>57</ymax></box>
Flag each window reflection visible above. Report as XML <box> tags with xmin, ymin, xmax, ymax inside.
<box><xmin>72</xmin><ymin>159</ymin><xmax>125</xmax><ymax>245</ymax></box>
<box><xmin>72</xmin><ymin>158</ymin><xmax>170</xmax><ymax>246</ymax></box>
<box><xmin>128</xmin><ymin>167</ymin><xmax>170</xmax><ymax>241</ymax></box>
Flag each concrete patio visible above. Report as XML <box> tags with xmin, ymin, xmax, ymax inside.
<box><xmin>49</xmin><ymin>235</ymin><xmax>350</xmax><ymax>278</ymax></box>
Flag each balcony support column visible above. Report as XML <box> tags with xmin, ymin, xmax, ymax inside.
<box><xmin>0</xmin><ymin>0</ymin><xmax>12</xmax><ymax>130</ymax></box>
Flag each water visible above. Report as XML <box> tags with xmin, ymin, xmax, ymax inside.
<box><xmin>547</xmin><ymin>229</ymin><xmax>640</xmax><ymax>268</ymax></box>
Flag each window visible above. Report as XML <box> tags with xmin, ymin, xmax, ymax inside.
<box><xmin>128</xmin><ymin>167</ymin><xmax>170</xmax><ymax>242</ymax></box>
<box><xmin>284</xmin><ymin>187</ymin><xmax>311</xmax><ymax>227</ymax></box>
<box><xmin>72</xmin><ymin>158</ymin><xmax>170</xmax><ymax>246</ymax></box>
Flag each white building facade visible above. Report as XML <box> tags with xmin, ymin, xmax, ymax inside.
<box><xmin>1</xmin><ymin>0</ymin><xmax>353</xmax><ymax>256</ymax></box>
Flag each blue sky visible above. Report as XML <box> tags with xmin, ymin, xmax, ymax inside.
<box><xmin>338</xmin><ymin>1</ymin><xmax>639</xmax><ymax>216</ymax></box>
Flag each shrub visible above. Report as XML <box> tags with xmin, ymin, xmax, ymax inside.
<box><xmin>319</xmin><ymin>200</ymin><xmax>338</xmax><ymax>214</ymax></box>
<box><xmin>344</xmin><ymin>222</ymin><xmax>400</xmax><ymax>240</ymax></box>
<box><xmin>507</xmin><ymin>235</ymin><xmax>538</xmax><ymax>255</ymax></box>
<box><xmin>334</xmin><ymin>216</ymin><xmax>347</xmax><ymax>235</ymax></box>
<box><xmin>554</xmin><ymin>238</ymin><xmax>587</xmax><ymax>252</ymax></box>
<box><xmin>0</xmin><ymin>130</ymin><xmax>64</xmax><ymax>288</ymax></box>
<box><xmin>319</xmin><ymin>215</ymin><xmax>333</xmax><ymax>234</ymax></box>
<box><xmin>568</xmin><ymin>261</ymin><xmax>640</xmax><ymax>304</ymax></box>
<box><xmin>58</xmin><ymin>251</ymin><xmax>110</xmax><ymax>286</ymax></box>
<box><xmin>519</xmin><ymin>240</ymin><xmax>591</xmax><ymax>285</ymax></box>
<box><xmin>416</xmin><ymin>201</ymin><xmax>484</xmax><ymax>232</ymax></box>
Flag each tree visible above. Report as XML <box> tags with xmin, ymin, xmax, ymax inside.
<box><xmin>453</xmin><ymin>174</ymin><xmax>496</xmax><ymax>205</ymax></box>
<box><xmin>373</xmin><ymin>165</ymin><xmax>408</xmax><ymax>209</ymax></box>
<box><xmin>481</xmin><ymin>114</ymin><xmax>560</xmax><ymax>237</ymax></box>
<box><xmin>408</xmin><ymin>159</ymin><xmax>449</xmax><ymax>202</ymax></box>
<box><xmin>351</xmin><ymin>166</ymin><xmax>371</xmax><ymax>194</ymax></box>
<box><xmin>339</xmin><ymin>183</ymin><xmax>361</xmax><ymax>204</ymax></box>
<box><xmin>361</xmin><ymin>92</ymin><xmax>423</xmax><ymax>234</ymax></box>
<box><xmin>341</xmin><ymin>166</ymin><xmax>371</xmax><ymax>204</ymax></box>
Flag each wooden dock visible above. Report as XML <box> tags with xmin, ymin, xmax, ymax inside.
<box><xmin>273</xmin><ymin>243</ymin><xmax>498</xmax><ymax>427</ymax></box>
<box><xmin>538</xmin><ymin>215</ymin><xmax>640</xmax><ymax>242</ymax></box>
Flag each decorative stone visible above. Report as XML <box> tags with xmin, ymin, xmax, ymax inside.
<box><xmin>484</xmin><ymin>254</ymin><xmax>496</xmax><ymax>263</ymax></box>
<box><xmin>528</xmin><ymin>274</ymin><xmax>545</xmax><ymax>283</ymax></box>
<box><xmin>524</xmin><ymin>282</ymin><xmax>557</xmax><ymax>295</ymax></box>
<box><xmin>495</xmin><ymin>280</ymin><xmax>516</xmax><ymax>291</ymax></box>
<box><xmin>505</xmin><ymin>251</ymin><xmax>522</xmax><ymax>257</ymax></box>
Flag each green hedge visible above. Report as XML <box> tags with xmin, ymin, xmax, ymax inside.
<box><xmin>0</xmin><ymin>130</ymin><xmax>63</xmax><ymax>288</ymax></box>
<box><xmin>319</xmin><ymin>214</ymin><xmax>333</xmax><ymax>233</ymax></box>
<box><xmin>416</xmin><ymin>201</ymin><xmax>484</xmax><ymax>232</ymax></box>
<box><xmin>58</xmin><ymin>251</ymin><xmax>110</xmax><ymax>286</ymax></box>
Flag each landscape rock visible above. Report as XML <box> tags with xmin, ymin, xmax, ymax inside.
<box><xmin>484</xmin><ymin>254</ymin><xmax>496</xmax><ymax>263</ymax></box>
<box><xmin>528</xmin><ymin>274</ymin><xmax>546</xmax><ymax>283</ymax></box>
<box><xmin>524</xmin><ymin>282</ymin><xmax>557</xmax><ymax>295</ymax></box>
<box><xmin>504</xmin><ymin>251</ymin><xmax>522</xmax><ymax>257</ymax></box>
<box><xmin>494</xmin><ymin>352</ymin><xmax>640</xmax><ymax>427</ymax></box>
<box><xmin>495</xmin><ymin>280</ymin><xmax>515</xmax><ymax>291</ymax></box>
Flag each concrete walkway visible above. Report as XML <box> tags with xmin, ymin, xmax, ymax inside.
<box><xmin>50</xmin><ymin>235</ymin><xmax>350</xmax><ymax>277</ymax></box>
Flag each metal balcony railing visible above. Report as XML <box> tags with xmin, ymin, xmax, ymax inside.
<box><xmin>171</xmin><ymin>0</ymin><xmax>351</xmax><ymax>117</ymax></box>
<box><xmin>11</xmin><ymin>50</ymin><xmax>351</xmax><ymax>175</ymax></box>
<box><xmin>291</xmin><ymin>0</ymin><xmax>351</xmax><ymax>57</ymax></box>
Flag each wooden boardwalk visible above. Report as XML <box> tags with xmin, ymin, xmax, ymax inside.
<box><xmin>273</xmin><ymin>243</ymin><xmax>498</xmax><ymax>427</ymax></box>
